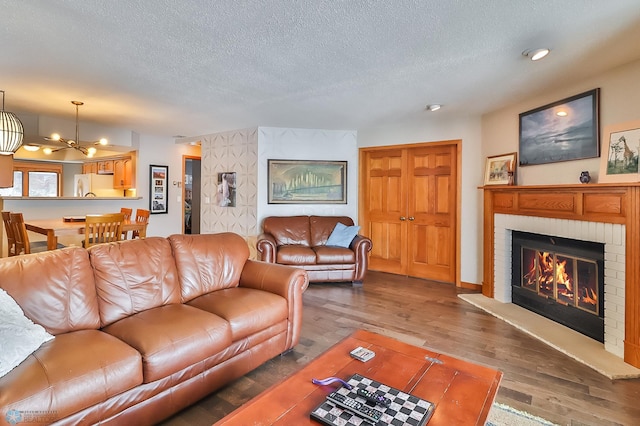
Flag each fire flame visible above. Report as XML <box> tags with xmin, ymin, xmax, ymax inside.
<box><xmin>522</xmin><ymin>250</ymin><xmax>597</xmax><ymax>310</ymax></box>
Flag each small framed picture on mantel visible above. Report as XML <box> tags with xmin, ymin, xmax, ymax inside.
<box><xmin>484</xmin><ymin>152</ymin><xmax>517</xmax><ymax>186</ymax></box>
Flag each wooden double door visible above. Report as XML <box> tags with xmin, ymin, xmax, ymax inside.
<box><xmin>360</xmin><ymin>141</ymin><xmax>459</xmax><ymax>283</ymax></box>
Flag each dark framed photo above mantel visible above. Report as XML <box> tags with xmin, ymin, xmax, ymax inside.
<box><xmin>149</xmin><ymin>165</ymin><xmax>168</xmax><ymax>214</ymax></box>
<box><xmin>519</xmin><ymin>88</ymin><xmax>600</xmax><ymax>166</ymax></box>
<box><xmin>267</xmin><ymin>159</ymin><xmax>347</xmax><ymax>204</ymax></box>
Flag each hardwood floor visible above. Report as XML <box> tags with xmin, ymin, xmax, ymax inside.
<box><xmin>161</xmin><ymin>271</ymin><xmax>640</xmax><ymax>426</ymax></box>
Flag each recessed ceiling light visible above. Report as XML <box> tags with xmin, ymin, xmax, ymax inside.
<box><xmin>22</xmin><ymin>144</ymin><xmax>40</xmax><ymax>151</ymax></box>
<box><xmin>426</xmin><ymin>104</ymin><xmax>442</xmax><ymax>112</ymax></box>
<box><xmin>523</xmin><ymin>48</ymin><xmax>550</xmax><ymax>61</ymax></box>
<box><xmin>556</xmin><ymin>110</ymin><xmax>568</xmax><ymax>117</ymax></box>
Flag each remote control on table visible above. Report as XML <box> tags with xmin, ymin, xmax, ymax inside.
<box><xmin>326</xmin><ymin>391</ymin><xmax>384</xmax><ymax>423</ymax></box>
<box><xmin>356</xmin><ymin>388</ymin><xmax>391</xmax><ymax>407</ymax></box>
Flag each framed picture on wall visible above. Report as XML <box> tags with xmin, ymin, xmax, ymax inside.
<box><xmin>519</xmin><ymin>88</ymin><xmax>600</xmax><ymax>166</ymax></box>
<box><xmin>216</xmin><ymin>172</ymin><xmax>236</xmax><ymax>207</ymax></box>
<box><xmin>598</xmin><ymin>120</ymin><xmax>640</xmax><ymax>183</ymax></box>
<box><xmin>149</xmin><ymin>165</ymin><xmax>168</xmax><ymax>214</ymax></box>
<box><xmin>267</xmin><ymin>159</ymin><xmax>347</xmax><ymax>204</ymax></box>
<box><xmin>484</xmin><ymin>152</ymin><xmax>517</xmax><ymax>185</ymax></box>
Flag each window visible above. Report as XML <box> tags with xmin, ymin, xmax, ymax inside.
<box><xmin>28</xmin><ymin>171</ymin><xmax>59</xmax><ymax>197</ymax></box>
<box><xmin>0</xmin><ymin>161</ymin><xmax>62</xmax><ymax>197</ymax></box>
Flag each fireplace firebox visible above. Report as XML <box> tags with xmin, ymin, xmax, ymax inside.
<box><xmin>511</xmin><ymin>231</ymin><xmax>604</xmax><ymax>342</ymax></box>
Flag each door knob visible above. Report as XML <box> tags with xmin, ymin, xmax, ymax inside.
<box><xmin>408</xmin><ymin>217</ymin><xmax>415</xmax><ymax>221</ymax></box>
<box><xmin>400</xmin><ymin>216</ymin><xmax>406</xmax><ymax>221</ymax></box>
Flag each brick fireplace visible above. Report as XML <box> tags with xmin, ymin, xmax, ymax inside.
<box><xmin>493</xmin><ymin>214</ymin><xmax>623</xmax><ymax>357</ymax></box>
<box><xmin>483</xmin><ymin>184</ymin><xmax>640</xmax><ymax>368</ymax></box>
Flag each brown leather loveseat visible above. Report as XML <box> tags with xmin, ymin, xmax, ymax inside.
<box><xmin>257</xmin><ymin>215</ymin><xmax>372</xmax><ymax>284</ymax></box>
<box><xmin>0</xmin><ymin>233</ymin><xmax>308</xmax><ymax>425</ymax></box>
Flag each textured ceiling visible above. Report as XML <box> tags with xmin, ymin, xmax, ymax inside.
<box><xmin>2</xmin><ymin>0</ymin><xmax>640</xmax><ymax>139</ymax></box>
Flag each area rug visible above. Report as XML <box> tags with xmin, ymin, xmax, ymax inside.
<box><xmin>486</xmin><ymin>402</ymin><xmax>558</xmax><ymax>426</ymax></box>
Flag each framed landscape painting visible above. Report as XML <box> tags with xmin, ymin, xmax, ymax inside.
<box><xmin>268</xmin><ymin>159</ymin><xmax>347</xmax><ymax>204</ymax></box>
<box><xmin>519</xmin><ymin>89</ymin><xmax>600</xmax><ymax>166</ymax></box>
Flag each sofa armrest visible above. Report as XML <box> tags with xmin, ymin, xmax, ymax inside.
<box><xmin>350</xmin><ymin>235</ymin><xmax>373</xmax><ymax>282</ymax></box>
<box><xmin>256</xmin><ymin>233</ymin><xmax>277</xmax><ymax>263</ymax></box>
<box><xmin>239</xmin><ymin>260</ymin><xmax>309</xmax><ymax>349</ymax></box>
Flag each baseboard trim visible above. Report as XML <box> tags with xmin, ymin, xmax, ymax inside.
<box><xmin>459</xmin><ymin>281</ymin><xmax>481</xmax><ymax>290</ymax></box>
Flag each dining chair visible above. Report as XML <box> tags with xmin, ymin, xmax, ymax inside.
<box><xmin>132</xmin><ymin>208</ymin><xmax>150</xmax><ymax>239</ymax></box>
<box><xmin>84</xmin><ymin>213</ymin><xmax>125</xmax><ymax>248</ymax></box>
<box><xmin>120</xmin><ymin>207</ymin><xmax>133</xmax><ymax>239</ymax></box>
<box><xmin>2</xmin><ymin>211</ymin><xmax>17</xmax><ymax>256</ymax></box>
<box><xmin>9</xmin><ymin>212</ymin><xmax>51</xmax><ymax>255</ymax></box>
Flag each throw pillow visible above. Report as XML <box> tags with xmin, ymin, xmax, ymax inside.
<box><xmin>0</xmin><ymin>288</ymin><xmax>54</xmax><ymax>378</ymax></box>
<box><xmin>326</xmin><ymin>222</ymin><xmax>360</xmax><ymax>248</ymax></box>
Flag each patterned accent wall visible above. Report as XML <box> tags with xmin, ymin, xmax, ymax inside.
<box><xmin>200</xmin><ymin>127</ymin><xmax>259</xmax><ymax>257</ymax></box>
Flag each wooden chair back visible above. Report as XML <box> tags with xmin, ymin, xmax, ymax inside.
<box><xmin>120</xmin><ymin>208</ymin><xmax>133</xmax><ymax>239</ymax></box>
<box><xmin>120</xmin><ymin>207</ymin><xmax>133</xmax><ymax>220</ymax></box>
<box><xmin>132</xmin><ymin>209</ymin><xmax>150</xmax><ymax>239</ymax></box>
<box><xmin>2</xmin><ymin>211</ymin><xmax>17</xmax><ymax>256</ymax></box>
<box><xmin>84</xmin><ymin>213</ymin><xmax>125</xmax><ymax>248</ymax></box>
<box><xmin>9</xmin><ymin>212</ymin><xmax>31</xmax><ymax>255</ymax></box>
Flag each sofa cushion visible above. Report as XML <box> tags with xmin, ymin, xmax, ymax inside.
<box><xmin>188</xmin><ymin>287</ymin><xmax>288</xmax><ymax>341</ymax></box>
<box><xmin>277</xmin><ymin>245</ymin><xmax>317</xmax><ymax>265</ymax></box>
<box><xmin>89</xmin><ymin>237</ymin><xmax>181</xmax><ymax>327</ymax></box>
<box><xmin>101</xmin><ymin>304</ymin><xmax>232</xmax><ymax>383</ymax></box>
<box><xmin>314</xmin><ymin>246</ymin><xmax>357</xmax><ymax>264</ymax></box>
<box><xmin>310</xmin><ymin>216</ymin><xmax>354</xmax><ymax>247</ymax></box>
<box><xmin>325</xmin><ymin>222</ymin><xmax>360</xmax><ymax>248</ymax></box>
<box><xmin>0</xmin><ymin>247</ymin><xmax>101</xmax><ymax>335</ymax></box>
<box><xmin>0</xmin><ymin>330</ymin><xmax>142</xmax><ymax>421</ymax></box>
<box><xmin>169</xmin><ymin>233</ymin><xmax>249</xmax><ymax>302</ymax></box>
<box><xmin>263</xmin><ymin>215</ymin><xmax>311</xmax><ymax>246</ymax></box>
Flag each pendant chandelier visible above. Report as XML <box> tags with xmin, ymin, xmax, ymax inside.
<box><xmin>45</xmin><ymin>100</ymin><xmax>108</xmax><ymax>157</ymax></box>
<box><xmin>0</xmin><ymin>90</ymin><xmax>25</xmax><ymax>155</ymax></box>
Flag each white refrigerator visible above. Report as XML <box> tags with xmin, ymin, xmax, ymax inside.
<box><xmin>73</xmin><ymin>173</ymin><xmax>120</xmax><ymax>197</ymax></box>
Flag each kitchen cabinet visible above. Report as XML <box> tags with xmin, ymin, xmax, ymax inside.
<box><xmin>82</xmin><ymin>162</ymin><xmax>97</xmax><ymax>174</ymax></box>
<box><xmin>113</xmin><ymin>158</ymin><xmax>133</xmax><ymax>189</ymax></box>
<box><xmin>97</xmin><ymin>160</ymin><xmax>114</xmax><ymax>175</ymax></box>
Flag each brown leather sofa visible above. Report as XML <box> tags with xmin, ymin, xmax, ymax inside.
<box><xmin>257</xmin><ymin>215</ymin><xmax>372</xmax><ymax>284</ymax></box>
<box><xmin>0</xmin><ymin>233</ymin><xmax>308</xmax><ymax>425</ymax></box>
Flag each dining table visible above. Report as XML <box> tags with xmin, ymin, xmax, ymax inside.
<box><xmin>25</xmin><ymin>217</ymin><xmax>148</xmax><ymax>250</ymax></box>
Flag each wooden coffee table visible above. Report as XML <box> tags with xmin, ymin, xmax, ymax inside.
<box><xmin>215</xmin><ymin>330</ymin><xmax>502</xmax><ymax>425</ymax></box>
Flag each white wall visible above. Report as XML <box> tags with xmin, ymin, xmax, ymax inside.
<box><xmin>257</xmin><ymin>127</ymin><xmax>358</xmax><ymax>223</ymax></box>
<box><xmin>482</xmin><ymin>58</ymin><xmax>640</xmax><ymax>185</ymax></box>
<box><xmin>136</xmin><ymin>133</ymin><xmax>200</xmax><ymax>237</ymax></box>
<box><xmin>358</xmin><ymin>116</ymin><xmax>483</xmax><ymax>286</ymax></box>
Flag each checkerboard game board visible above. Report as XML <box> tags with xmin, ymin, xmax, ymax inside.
<box><xmin>310</xmin><ymin>373</ymin><xmax>435</xmax><ymax>426</ymax></box>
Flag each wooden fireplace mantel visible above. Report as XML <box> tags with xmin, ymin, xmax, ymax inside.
<box><xmin>482</xmin><ymin>183</ymin><xmax>640</xmax><ymax>368</ymax></box>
